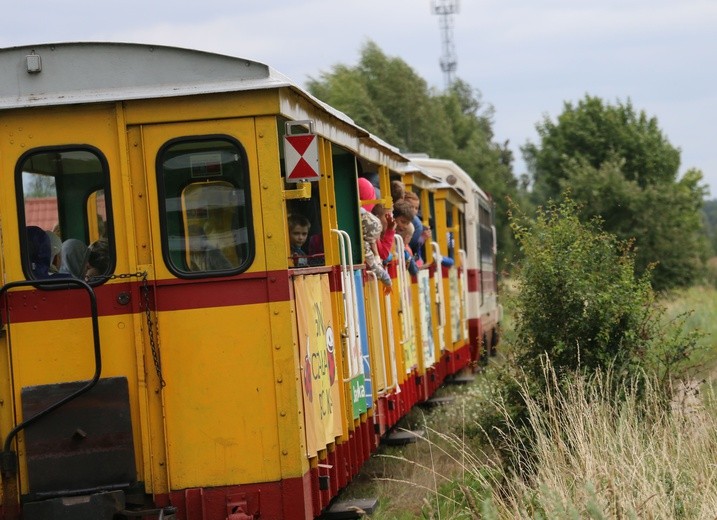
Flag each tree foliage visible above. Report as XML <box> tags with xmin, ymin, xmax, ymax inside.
<box><xmin>702</xmin><ymin>198</ymin><xmax>717</xmax><ymax>255</ymax></box>
<box><xmin>522</xmin><ymin>95</ymin><xmax>708</xmax><ymax>290</ymax></box>
<box><xmin>24</xmin><ymin>173</ymin><xmax>56</xmax><ymax>198</ymax></box>
<box><xmin>306</xmin><ymin>41</ymin><xmax>518</xmax><ymax>266</ymax></box>
<box><xmin>508</xmin><ymin>194</ymin><xmax>704</xmax><ymax>402</ymax></box>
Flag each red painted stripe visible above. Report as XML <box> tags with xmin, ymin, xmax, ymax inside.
<box><xmin>467</xmin><ymin>268</ymin><xmax>479</xmax><ymax>292</ymax></box>
<box><xmin>165</xmin><ymin>472</ymin><xmax>314</xmax><ymax>520</ymax></box>
<box><xmin>2</xmin><ymin>270</ymin><xmax>291</xmax><ymax>324</ymax></box>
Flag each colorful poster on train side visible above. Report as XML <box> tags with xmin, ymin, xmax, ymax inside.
<box><xmin>354</xmin><ymin>270</ymin><xmax>372</xmax><ymax>412</ymax></box>
<box><xmin>365</xmin><ymin>278</ymin><xmax>387</xmax><ymax>393</ymax></box>
<box><xmin>294</xmin><ymin>274</ymin><xmax>343</xmax><ymax>457</ymax></box>
<box><xmin>417</xmin><ymin>270</ymin><xmax>436</xmax><ymax>367</ymax></box>
<box><xmin>449</xmin><ymin>267</ymin><xmax>461</xmax><ymax>343</ymax></box>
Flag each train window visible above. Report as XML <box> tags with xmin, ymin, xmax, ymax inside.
<box><xmin>157</xmin><ymin>138</ymin><xmax>251</xmax><ymax>277</ymax></box>
<box><xmin>446</xmin><ymin>201</ymin><xmax>455</xmax><ymax>259</ymax></box>
<box><xmin>286</xmin><ymin>181</ymin><xmax>324</xmax><ymax>268</ymax></box>
<box><xmin>17</xmin><ymin>148</ymin><xmax>113</xmax><ymax>281</ymax></box>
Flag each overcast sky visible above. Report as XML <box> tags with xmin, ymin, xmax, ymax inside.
<box><xmin>2</xmin><ymin>0</ymin><xmax>715</xmax><ymax>196</ymax></box>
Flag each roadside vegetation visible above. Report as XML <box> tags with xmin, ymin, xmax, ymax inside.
<box><xmin>345</xmin><ymin>199</ymin><xmax>717</xmax><ymax>519</ymax></box>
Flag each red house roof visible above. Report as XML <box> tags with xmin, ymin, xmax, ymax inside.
<box><xmin>25</xmin><ymin>197</ymin><xmax>59</xmax><ymax>231</ymax></box>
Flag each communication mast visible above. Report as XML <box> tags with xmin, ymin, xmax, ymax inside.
<box><xmin>432</xmin><ymin>0</ymin><xmax>459</xmax><ymax>90</ymax></box>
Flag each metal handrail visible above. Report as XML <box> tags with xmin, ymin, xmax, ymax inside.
<box><xmin>331</xmin><ymin>229</ymin><xmax>362</xmax><ymax>380</ymax></box>
<box><xmin>0</xmin><ymin>277</ymin><xmax>101</xmax><ymax>477</ymax></box>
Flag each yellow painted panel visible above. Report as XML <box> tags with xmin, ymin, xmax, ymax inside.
<box><xmin>158</xmin><ymin>303</ymin><xmax>284</xmax><ymax>488</ymax></box>
<box><xmin>123</xmin><ymin>91</ymin><xmax>281</xmax><ymax>125</ymax></box>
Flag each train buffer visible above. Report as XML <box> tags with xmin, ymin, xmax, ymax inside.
<box><xmin>320</xmin><ymin>497</ymin><xmax>378</xmax><ymax>519</ymax></box>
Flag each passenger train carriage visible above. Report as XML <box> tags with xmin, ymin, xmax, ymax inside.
<box><xmin>0</xmin><ymin>43</ymin><xmax>499</xmax><ymax>520</ymax></box>
<box><xmin>407</xmin><ymin>155</ymin><xmax>501</xmax><ymax>361</ymax></box>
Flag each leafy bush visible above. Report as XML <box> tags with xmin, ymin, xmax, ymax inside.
<box><xmin>509</xmin><ymin>195</ymin><xmax>702</xmax><ymax>385</ymax></box>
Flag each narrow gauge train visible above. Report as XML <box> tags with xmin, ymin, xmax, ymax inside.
<box><xmin>0</xmin><ymin>43</ymin><xmax>499</xmax><ymax>520</ymax></box>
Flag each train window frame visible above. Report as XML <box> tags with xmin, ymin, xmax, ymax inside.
<box><xmin>156</xmin><ymin>135</ymin><xmax>254</xmax><ymax>279</ymax></box>
<box><xmin>15</xmin><ymin>145</ymin><xmax>115</xmax><ymax>283</ymax></box>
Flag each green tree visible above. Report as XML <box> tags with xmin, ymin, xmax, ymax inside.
<box><xmin>24</xmin><ymin>173</ymin><xmax>56</xmax><ymax>198</ymax></box>
<box><xmin>523</xmin><ymin>95</ymin><xmax>708</xmax><ymax>290</ymax></box>
<box><xmin>702</xmin><ymin>199</ymin><xmax>717</xmax><ymax>255</ymax></box>
<box><xmin>307</xmin><ymin>41</ymin><xmax>519</xmax><ymax>266</ymax></box>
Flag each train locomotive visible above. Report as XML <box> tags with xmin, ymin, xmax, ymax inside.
<box><xmin>0</xmin><ymin>42</ymin><xmax>499</xmax><ymax>520</ymax></box>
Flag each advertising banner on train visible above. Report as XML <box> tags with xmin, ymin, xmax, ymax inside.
<box><xmin>417</xmin><ymin>270</ymin><xmax>436</xmax><ymax>367</ymax></box>
<box><xmin>294</xmin><ymin>274</ymin><xmax>343</xmax><ymax>457</ymax></box>
<box><xmin>365</xmin><ymin>278</ymin><xmax>387</xmax><ymax>393</ymax></box>
<box><xmin>353</xmin><ymin>270</ymin><xmax>369</xmax><ymax>418</ymax></box>
<box><xmin>449</xmin><ymin>267</ymin><xmax>461</xmax><ymax>343</ymax></box>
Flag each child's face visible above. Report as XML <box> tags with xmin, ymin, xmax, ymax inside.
<box><xmin>290</xmin><ymin>225</ymin><xmax>309</xmax><ymax>247</ymax></box>
<box><xmin>408</xmin><ymin>198</ymin><xmax>420</xmax><ymax>216</ymax></box>
<box><xmin>395</xmin><ymin>216</ymin><xmax>412</xmax><ymax>235</ymax></box>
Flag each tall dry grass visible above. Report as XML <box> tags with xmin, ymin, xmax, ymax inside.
<box><xmin>356</xmin><ymin>285</ymin><xmax>717</xmax><ymax>518</ymax></box>
<box><xmin>409</xmin><ymin>367</ymin><xmax>717</xmax><ymax>519</ymax></box>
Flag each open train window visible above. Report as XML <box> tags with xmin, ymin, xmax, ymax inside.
<box><xmin>445</xmin><ymin>201</ymin><xmax>455</xmax><ymax>260</ymax></box>
<box><xmin>157</xmin><ymin>137</ymin><xmax>252</xmax><ymax>277</ymax></box>
<box><xmin>17</xmin><ymin>147</ymin><xmax>113</xmax><ymax>281</ymax></box>
<box><xmin>285</xmin><ymin>181</ymin><xmax>325</xmax><ymax>268</ymax></box>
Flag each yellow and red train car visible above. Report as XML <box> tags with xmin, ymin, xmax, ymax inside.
<box><xmin>0</xmin><ymin>42</ymin><xmax>498</xmax><ymax>520</ymax></box>
<box><xmin>408</xmin><ymin>155</ymin><xmax>501</xmax><ymax>363</ymax></box>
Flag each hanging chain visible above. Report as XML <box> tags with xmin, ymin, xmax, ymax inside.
<box><xmin>90</xmin><ymin>271</ymin><xmax>166</xmax><ymax>387</ymax></box>
<box><xmin>139</xmin><ymin>272</ymin><xmax>166</xmax><ymax>388</ymax></box>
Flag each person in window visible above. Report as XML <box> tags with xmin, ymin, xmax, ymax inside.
<box><xmin>84</xmin><ymin>238</ymin><xmax>111</xmax><ymax>281</ymax></box>
<box><xmin>359</xmin><ymin>177</ymin><xmax>395</xmax><ymax>262</ymax></box>
<box><xmin>187</xmin><ymin>225</ymin><xmax>232</xmax><ymax>272</ymax></box>
<box><xmin>398</xmin><ymin>222</ymin><xmax>419</xmax><ymax>276</ymax></box>
<box><xmin>287</xmin><ymin>214</ymin><xmax>311</xmax><ymax>267</ymax></box>
<box><xmin>46</xmin><ymin>231</ymin><xmax>62</xmax><ymax>274</ymax></box>
<box><xmin>358</xmin><ymin>178</ymin><xmax>391</xmax><ymax>292</ymax></box>
<box><xmin>390</xmin><ymin>179</ymin><xmax>406</xmax><ymax>204</ymax></box>
<box><xmin>371</xmin><ymin>204</ymin><xmax>396</xmax><ymax>262</ymax></box>
<box><xmin>59</xmin><ymin>239</ymin><xmax>88</xmax><ymax>278</ymax></box>
<box><xmin>27</xmin><ymin>226</ymin><xmax>53</xmax><ymax>279</ymax></box>
<box><xmin>404</xmin><ymin>191</ymin><xmax>431</xmax><ymax>260</ymax></box>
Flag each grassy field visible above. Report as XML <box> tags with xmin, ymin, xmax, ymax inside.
<box><xmin>335</xmin><ymin>284</ymin><xmax>717</xmax><ymax>519</ymax></box>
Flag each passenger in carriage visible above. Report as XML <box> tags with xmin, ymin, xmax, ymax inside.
<box><xmin>359</xmin><ymin>169</ymin><xmax>381</xmax><ymax>198</ymax></box>
<box><xmin>403</xmin><ymin>191</ymin><xmax>431</xmax><ymax>260</ymax></box>
<box><xmin>358</xmin><ymin>178</ymin><xmax>391</xmax><ymax>292</ymax></box>
<box><xmin>398</xmin><ymin>222</ymin><xmax>419</xmax><ymax>276</ymax></box>
<box><xmin>394</xmin><ymin>200</ymin><xmax>422</xmax><ymax>270</ymax></box>
<box><xmin>390</xmin><ymin>179</ymin><xmax>406</xmax><ymax>204</ymax></box>
<box><xmin>371</xmin><ymin>203</ymin><xmax>396</xmax><ymax>261</ymax></box>
<box><xmin>46</xmin><ymin>230</ymin><xmax>62</xmax><ymax>274</ymax></box>
<box><xmin>59</xmin><ymin>239</ymin><xmax>89</xmax><ymax>278</ymax></box>
<box><xmin>287</xmin><ymin>214</ymin><xmax>311</xmax><ymax>267</ymax></box>
<box><xmin>186</xmin><ymin>226</ymin><xmax>232</xmax><ymax>272</ymax></box>
<box><xmin>359</xmin><ymin>177</ymin><xmax>395</xmax><ymax>261</ymax></box>
<box><xmin>84</xmin><ymin>238</ymin><xmax>111</xmax><ymax>280</ymax></box>
<box><xmin>27</xmin><ymin>226</ymin><xmax>53</xmax><ymax>279</ymax></box>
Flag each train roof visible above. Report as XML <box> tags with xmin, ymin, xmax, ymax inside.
<box><xmin>0</xmin><ymin>41</ymin><xmax>404</xmax><ymax>162</ymax></box>
<box><xmin>407</xmin><ymin>154</ymin><xmax>491</xmax><ymax>203</ymax></box>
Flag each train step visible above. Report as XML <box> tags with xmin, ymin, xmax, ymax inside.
<box><xmin>320</xmin><ymin>497</ymin><xmax>378</xmax><ymax>519</ymax></box>
<box><xmin>446</xmin><ymin>374</ymin><xmax>476</xmax><ymax>385</ymax></box>
<box><xmin>381</xmin><ymin>429</ymin><xmax>425</xmax><ymax>446</ymax></box>
<box><xmin>419</xmin><ymin>395</ymin><xmax>456</xmax><ymax>408</ymax></box>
